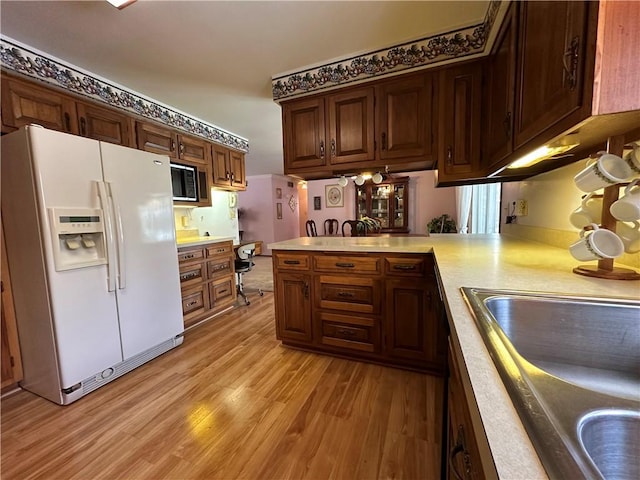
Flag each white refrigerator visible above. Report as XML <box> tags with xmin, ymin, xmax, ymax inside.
<box><xmin>1</xmin><ymin>126</ymin><xmax>184</xmax><ymax>405</ymax></box>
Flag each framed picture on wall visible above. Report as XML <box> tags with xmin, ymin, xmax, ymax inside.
<box><xmin>325</xmin><ymin>185</ymin><xmax>344</xmax><ymax>208</ymax></box>
<box><xmin>276</xmin><ymin>202</ymin><xmax>282</xmax><ymax>219</ymax></box>
<box><xmin>313</xmin><ymin>196</ymin><xmax>321</xmax><ymax>210</ymax></box>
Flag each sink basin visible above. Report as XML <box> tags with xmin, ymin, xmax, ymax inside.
<box><xmin>462</xmin><ymin>288</ymin><xmax>640</xmax><ymax>480</ymax></box>
<box><xmin>579</xmin><ymin>410</ymin><xmax>640</xmax><ymax>480</ymax></box>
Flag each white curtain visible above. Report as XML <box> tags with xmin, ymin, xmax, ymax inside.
<box><xmin>470</xmin><ymin>183</ymin><xmax>501</xmax><ymax>234</ymax></box>
<box><xmin>455</xmin><ymin>185</ymin><xmax>472</xmax><ymax>234</ymax></box>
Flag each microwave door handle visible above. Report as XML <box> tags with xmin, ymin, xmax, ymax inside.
<box><xmin>97</xmin><ymin>181</ymin><xmax>117</xmax><ymax>292</ymax></box>
<box><xmin>106</xmin><ymin>182</ymin><xmax>126</xmax><ymax>290</ymax></box>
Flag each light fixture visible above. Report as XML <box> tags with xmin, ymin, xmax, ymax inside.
<box><xmin>107</xmin><ymin>0</ymin><xmax>137</xmax><ymax>9</ymax></box>
<box><xmin>338</xmin><ymin>175</ymin><xmax>348</xmax><ymax>187</ymax></box>
<box><xmin>372</xmin><ymin>172</ymin><xmax>383</xmax><ymax>184</ymax></box>
<box><xmin>354</xmin><ymin>174</ymin><xmax>365</xmax><ymax>186</ymax></box>
<box><xmin>507</xmin><ymin>134</ymin><xmax>580</xmax><ymax>169</ymax></box>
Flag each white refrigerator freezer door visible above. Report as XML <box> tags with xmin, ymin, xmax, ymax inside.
<box><xmin>99</xmin><ymin>142</ymin><xmax>183</xmax><ymax>359</ymax></box>
<box><xmin>27</xmin><ymin>128</ymin><xmax>124</xmax><ymax>386</ymax></box>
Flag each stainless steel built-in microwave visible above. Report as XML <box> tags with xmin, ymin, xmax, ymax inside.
<box><xmin>170</xmin><ymin>163</ymin><xmax>198</xmax><ymax>202</ymax></box>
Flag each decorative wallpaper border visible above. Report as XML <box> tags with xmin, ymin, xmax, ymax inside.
<box><xmin>272</xmin><ymin>0</ymin><xmax>501</xmax><ymax>101</ymax></box>
<box><xmin>0</xmin><ymin>37</ymin><xmax>250</xmax><ymax>153</ymax></box>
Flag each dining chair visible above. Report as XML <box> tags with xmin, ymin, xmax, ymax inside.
<box><xmin>305</xmin><ymin>220</ymin><xmax>318</xmax><ymax>237</ymax></box>
<box><xmin>341</xmin><ymin>220</ymin><xmax>367</xmax><ymax>237</ymax></box>
<box><xmin>323</xmin><ymin>218</ymin><xmax>339</xmax><ymax>235</ymax></box>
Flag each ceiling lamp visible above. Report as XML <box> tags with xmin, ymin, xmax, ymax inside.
<box><xmin>507</xmin><ymin>134</ymin><xmax>580</xmax><ymax>169</ymax></box>
<box><xmin>354</xmin><ymin>174</ymin><xmax>365</xmax><ymax>186</ymax></box>
<box><xmin>337</xmin><ymin>175</ymin><xmax>349</xmax><ymax>187</ymax></box>
<box><xmin>372</xmin><ymin>172</ymin><xmax>383</xmax><ymax>184</ymax></box>
<box><xmin>107</xmin><ymin>0</ymin><xmax>137</xmax><ymax>9</ymax></box>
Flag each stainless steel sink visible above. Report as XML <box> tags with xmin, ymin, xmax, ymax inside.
<box><xmin>462</xmin><ymin>288</ymin><xmax>640</xmax><ymax>480</ymax></box>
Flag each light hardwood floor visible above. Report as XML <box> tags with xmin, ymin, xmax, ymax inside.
<box><xmin>1</xmin><ymin>293</ymin><xmax>445</xmax><ymax>480</ymax></box>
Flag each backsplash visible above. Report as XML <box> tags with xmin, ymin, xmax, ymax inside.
<box><xmin>173</xmin><ymin>190</ymin><xmax>240</xmax><ymax>243</ymax></box>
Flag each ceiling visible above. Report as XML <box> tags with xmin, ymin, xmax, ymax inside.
<box><xmin>0</xmin><ymin>0</ymin><xmax>489</xmax><ymax>177</ymax></box>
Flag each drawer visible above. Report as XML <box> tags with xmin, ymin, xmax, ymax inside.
<box><xmin>385</xmin><ymin>255</ymin><xmax>434</xmax><ymax>278</ymax></box>
<box><xmin>209</xmin><ymin>277</ymin><xmax>235</xmax><ymax>307</ymax></box>
<box><xmin>179</xmin><ymin>262</ymin><xmax>206</xmax><ymax>288</ymax></box>
<box><xmin>181</xmin><ymin>286</ymin><xmax>206</xmax><ymax>316</ymax></box>
<box><xmin>206</xmin><ymin>242</ymin><xmax>233</xmax><ymax>257</ymax></box>
<box><xmin>319</xmin><ymin>312</ymin><xmax>379</xmax><ymax>353</ymax></box>
<box><xmin>316</xmin><ymin>275</ymin><xmax>380</xmax><ymax>314</ymax></box>
<box><xmin>207</xmin><ymin>257</ymin><xmax>233</xmax><ymax>279</ymax></box>
<box><xmin>314</xmin><ymin>255</ymin><xmax>381</xmax><ymax>274</ymax></box>
<box><xmin>274</xmin><ymin>252</ymin><xmax>310</xmax><ymax>271</ymax></box>
<box><xmin>177</xmin><ymin>247</ymin><xmax>205</xmax><ymax>264</ymax></box>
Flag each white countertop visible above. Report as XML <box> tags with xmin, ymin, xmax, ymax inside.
<box><xmin>269</xmin><ymin>234</ymin><xmax>640</xmax><ymax>479</ymax></box>
<box><xmin>176</xmin><ymin>236</ymin><xmax>234</xmax><ymax>248</ymax></box>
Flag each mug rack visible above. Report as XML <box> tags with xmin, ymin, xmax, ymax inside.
<box><xmin>573</xmin><ymin>135</ymin><xmax>640</xmax><ymax>280</ymax></box>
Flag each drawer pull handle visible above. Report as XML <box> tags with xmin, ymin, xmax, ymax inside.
<box><xmin>219</xmin><ymin>289</ymin><xmax>228</xmax><ymax>294</ymax></box>
<box><xmin>182</xmin><ymin>254</ymin><xmax>195</xmax><ymax>260</ymax></box>
<box><xmin>337</xmin><ymin>328</ymin><xmax>356</xmax><ymax>336</ymax></box>
<box><xmin>284</xmin><ymin>260</ymin><xmax>301</xmax><ymax>265</ymax></box>
<box><xmin>335</xmin><ymin>262</ymin><xmax>355</xmax><ymax>268</ymax></box>
<box><xmin>337</xmin><ymin>292</ymin><xmax>355</xmax><ymax>298</ymax></box>
<box><xmin>393</xmin><ymin>264</ymin><xmax>417</xmax><ymax>271</ymax></box>
<box><xmin>180</xmin><ymin>272</ymin><xmax>199</xmax><ymax>281</ymax></box>
<box><xmin>186</xmin><ymin>301</ymin><xmax>198</xmax><ymax>307</ymax></box>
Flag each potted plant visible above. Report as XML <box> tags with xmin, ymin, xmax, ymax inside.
<box><xmin>427</xmin><ymin>214</ymin><xmax>457</xmax><ymax>233</ymax></box>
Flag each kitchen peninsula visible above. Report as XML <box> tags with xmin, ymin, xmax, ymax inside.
<box><xmin>268</xmin><ymin>235</ymin><xmax>640</xmax><ymax>479</ymax></box>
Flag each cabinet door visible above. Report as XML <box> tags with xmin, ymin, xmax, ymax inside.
<box><xmin>377</xmin><ymin>73</ymin><xmax>434</xmax><ymax>161</ymax></box>
<box><xmin>384</xmin><ymin>279</ymin><xmax>435</xmax><ymax>363</ymax></box>
<box><xmin>438</xmin><ymin>62</ymin><xmax>483</xmax><ymax>181</ymax></box>
<box><xmin>229</xmin><ymin>150</ymin><xmax>246</xmax><ymax>190</ymax></box>
<box><xmin>211</xmin><ymin>144</ymin><xmax>231</xmax><ymax>187</ymax></box>
<box><xmin>135</xmin><ymin>121</ymin><xmax>177</xmax><ymax>157</ymax></box>
<box><xmin>274</xmin><ymin>273</ymin><xmax>312</xmax><ymax>343</ymax></box>
<box><xmin>178</xmin><ymin>134</ymin><xmax>210</xmax><ymax>165</ymax></box>
<box><xmin>1</xmin><ymin>77</ymin><xmax>78</xmax><ymax>134</ymax></box>
<box><xmin>76</xmin><ymin>102</ymin><xmax>134</xmax><ymax>146</ymax></box>
<box><xmin>483</xmin><ymin>3</ymin><xmax>518</xmax><ymax>172</ymax></box>
<box><xmin>514</xmin><ymin>1</ymin><xmax>589</xmax><ymax>150</ymax></box>
<box><xmin>282</xmin><ymin>97</ymin><xmax>327</xmax><ymax>171</ymax></box>
<box><xmin>327</xmin><ymin>87</ymin><xmax>375</xmax><ymax>165</ymax></box>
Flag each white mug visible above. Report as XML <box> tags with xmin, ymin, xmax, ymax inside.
<box><xmin>616</xmin><ymin>221</ymin><xmax>640</xmax><ymax>254</ymax></box>
<box><xmin>569</xmin><ymin>223</ymin><xmax>624</xmax><ymax>261</ymax></box>
<box><xmin>610</xmin><ymin>179</ymin><xmax>640</xmax><ymax>221</ymax></box>
<box><xmin>623</xmin><ymin>144</ymin><xmax>640</xmax><ymax>175</ymax></box>
<box><xmin>569</xmin><ymin>193</ymin><xmax>602</xmax><ymax>229</ymax></box>
<box><xmin>574</xmin><ymin>153</ymin><xmax>634</xmax><ymax>192</ymax></box>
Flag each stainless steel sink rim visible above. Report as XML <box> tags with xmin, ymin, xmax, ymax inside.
<box><xmin>461</xmin><ymin>287</ymin><xmax>640</xmax><ymax>480</ymax></box>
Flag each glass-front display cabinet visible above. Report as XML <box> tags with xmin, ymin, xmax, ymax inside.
<box><xmin>355</xmin><ymin>176</ymin><xmax>409</xmax><ymax>233</ymax></box>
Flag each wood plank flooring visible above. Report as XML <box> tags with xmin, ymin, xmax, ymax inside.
<box><xmin>1</xmin><ymin>293</ymin><xmax>444</xmax><ymax>480</ymax></box>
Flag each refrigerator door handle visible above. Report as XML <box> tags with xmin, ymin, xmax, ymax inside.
<box><xmin>97</xmin><ymin>181</ymin><xmax>117</xmax><ymax>292</ymax></box>
<box><xmin>106</xmin><ymin>182</ymin><xmax>126</xmax><ymax>290</ymax></box>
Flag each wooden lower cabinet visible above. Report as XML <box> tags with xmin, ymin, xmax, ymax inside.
<box><xmin>178</xmin><ymin>240</ymin><xmax>236</xmax><ymax>329</ymax></box>
<box><xmin>273</xmin><ymin>250</ymin><xmax>446</xmax><ymax>373</ymax></box>
<box><xmin>447</xmin><ymin>340</ymin><xmax>485</xmax><ymax>480</ymax></box>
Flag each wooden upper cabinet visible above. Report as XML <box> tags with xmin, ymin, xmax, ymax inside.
<box><xmin>377</xmin><ymin>73</ymin><xmax>434</xmax><ymax>162</ymax></box>
<box><xmin>229</xmin><ymin>150</ymin><xmax>246</xmax><ymax>189</ymax></box>
<box><xmin>514</xmin><ymin>1</ymin><xmax>590</xmax><ymax>150</ymax></box>
<box><xmin>177</xmin><ymin>134</ymin><xmax>210</xmax><ymax>165</ymax></box>
<box><xmin>282</xmin><ymin>97</ymin><xmax>327</xmax><ymax>172</ymax></box>
<box><xmin>212</xmin><ymin>144</ymin><xmax>246</xmax><ymax>190</ymax></box>
<box><xmin>326</xmin><ymin>87</ymin><xmax>375</xmax><ymax>165</ymax></box>
<box><xmin>135</xmin><ymin>121</ymin><xmax>177</xmax><ymax>157</ymax></box>
<box><xmin>1</xmin><ymin>76</ymin><xmax>78</xmax><ymax>134</ymax></box>
<box><xmin>437</xmin><ymin>61</ymin><xmax>483</xmax><ymax>183</ymax></box>
<box><xmin>76</xmin><ymin>102</ymin><xmax>134</xmax><ymax>147</ymax></box>
<box><xmin>483</xmin><ymin>3</ymin><xmax>518</xmax><ymax>173</ymax></box>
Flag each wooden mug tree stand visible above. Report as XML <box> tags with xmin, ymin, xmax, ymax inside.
<box><xmin>573</xmin><ymin>135</ymin><xmax>640</xmax><ymax>280</ymax></box>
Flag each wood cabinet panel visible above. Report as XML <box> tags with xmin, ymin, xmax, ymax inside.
<box><xmin>229</xmin><ymin>150</ymin><xmax>246</xmax><ymax>189</ymax></box>
<box><xmin>177</xmin><ymin>134</ymin><xmax>210</xmax><ymax>165</ymax></box>
<box><xmin>316</xmin><ymin>275</ymin><xmax>380</xmax><ymax>314</ymax></box>
<box><xmin>275</xmin><ymin>272</ymin><xmax>312</xmax><ymax>342</ymax></box>
<box><xmin>135</xmin><ymin>121</ymin><xmax>177</xmax><ymax>157</ymax></box>
<box><xmin>377</xmin><ymin>73</ymin><xmax>434</xmax><ymax>161</ymax></box>
<box><xmin>76</xmin><ymin>102</ymin><xmax>134</xmax><ymax>146</ymax></box>
<box><xmin>514</xmin><ymin>1</ymin><xmax>589</xmax><ymax>149</ymax></box>
<box><xmin>1</xmin><ymin>77</ymin><xmax>78</xmax><ymax>134</ymax></box>
<box><xmin>438</xmin><ymin>61</ymin><xmax>483</xmax><ymax>182</ymax></box>
<box><xmin>327</xmin><ymin>87</ymin><xmax>375</xmax><ymax>165</ymax></box>
<box><xmin>283</xmin><ymin>97</ymin><xmax>327</xmax><ymax>171</ymax></box>
<box><xmin>313</xmin><ymin>254</ymin><xmax>380</xmax><ymax>274</ymax></box>
<box><xmin>273</xmin><ymin>252</ymin><xmax>310</xmax><ymax>271</ymax></box>
<box><xmin>211</xmin><ymin>145</ymin><xmax>246</xmax><ymax>190</ymax></box>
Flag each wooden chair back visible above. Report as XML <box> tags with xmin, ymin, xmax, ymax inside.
<box><xmin>305</xmin><ymin>220</ymin><xmax>318</xmax><ymax>237</ymax></box>
<box><xmin>341</xmin><ymin>220</ymin><xmax>367</xmax><ymax>237</ymax></box>
<box><xmin>323</xmin><ymin>218</ymin><xmax>339</xmax><ymax>235</ymax></box>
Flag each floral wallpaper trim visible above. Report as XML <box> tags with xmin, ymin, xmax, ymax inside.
<box><xmin>272</xmin><ymin>0</ymin><xmax>501</xmax><ymax>101</ymax></box>
<box><xmin>0</xmin><ymin>37</ymin><xmax>249</xmax><ymax>153</ymax></box>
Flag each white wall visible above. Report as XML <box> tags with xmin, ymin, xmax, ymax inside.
<box><xmin>174</xmin><ymin>189</ymin><xmax>240</xmax><ymax>243</ymax></box>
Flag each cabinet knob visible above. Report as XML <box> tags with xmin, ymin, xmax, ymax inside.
<box><xmin>171</xmin><ymin>140</ymin><xmax>176</xmax><ymax>152</ymax></box>
<box><xmin>319</xmin><ymin>140</ymin><xmax>325</xmax><ymax>160</ymax></box>
<box><xmin>447</xmin><ymin>146</ymin><xmax>453</xmax><ymax>166</ymax></box>
<box><xmin>80</xmin><ymin>117</ymin><xmax>87</xmax><ymax>136</ymax></box>
<box><xmin>180</xmin><ymin>143</ymin><xmax>185</xmax><ymax>154</ymax></box>
<box><xmin>562</xmin><ymin>36</ymin><xmax>580</xmax><ymax>91</ymax></box>
<box><xmin>64</xmin><ymin>112</ymin><xmax>71</xmax><ymax>132</ymax></box>
<box><xmin>330</xmin><ymin>139</ymin><xmax>336</xmax><ymax>157</ymax></box>
<box><xmin>303</xmin><ymin>282</ymin><xmax>309</xmax><ymax>299</ymax></box>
